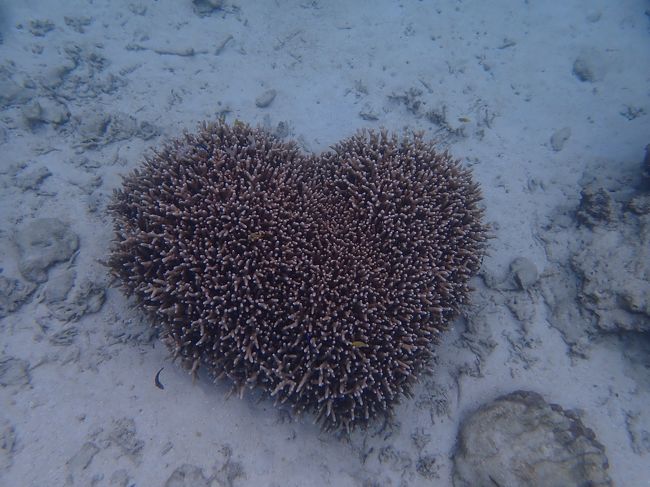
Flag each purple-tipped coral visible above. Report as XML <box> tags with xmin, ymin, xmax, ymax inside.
<box><xmin>108</xmin><ymin>120</ymin><xmax>487</xmax><ymax>431</ymax></box>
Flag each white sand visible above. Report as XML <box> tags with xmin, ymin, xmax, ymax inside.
<box><xmin>1</xmin><ymin>1</ymin><xmax>649</xmax><ymax>485</ymax></box>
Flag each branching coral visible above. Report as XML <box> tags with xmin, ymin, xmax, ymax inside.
<box><xmin>108</xmin><ymin>120</ymin><xmax>487</xmax><ymax>431</ymax></box>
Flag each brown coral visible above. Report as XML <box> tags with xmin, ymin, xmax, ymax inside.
<box><xmin>108</xmin><ymin>120</ymin><xmax>487</xmax><ymax>431</ymax></box>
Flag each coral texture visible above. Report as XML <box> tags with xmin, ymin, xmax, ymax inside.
<box><xmin>108</xmin><ymin>120</ymin><xmax>487</xmax><ymax>431</ymax></box>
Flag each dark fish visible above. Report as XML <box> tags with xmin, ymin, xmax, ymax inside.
<box><xmin>155</xmin><ymin>367</ymin><xmax>165</xmax><ymax>390</ymax></box>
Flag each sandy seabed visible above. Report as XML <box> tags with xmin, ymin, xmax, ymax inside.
<box><xmin>1</xmin><ymin>1</ymin><xmax>649</xmax><ymax>486</ymax></box>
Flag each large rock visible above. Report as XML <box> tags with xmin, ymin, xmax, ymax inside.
<box><xmin>453</xmin><ymin>390</ymin><xmax>612</xmax><ymax>487</ymax></box>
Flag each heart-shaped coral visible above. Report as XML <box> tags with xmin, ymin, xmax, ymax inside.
<box><xmin>108</xmin><ymin>120</ymin><xmax>487</xmax><ymax>431</ymax></box>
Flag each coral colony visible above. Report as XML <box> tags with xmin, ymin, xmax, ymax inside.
<box><xmin>108</xmin><ymin>120</ymin><xmax>487</xmax><ymax>431</ymax></box>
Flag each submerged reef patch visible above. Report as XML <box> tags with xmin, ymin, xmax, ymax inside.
<box><xmin>108</xmin><ymin>120</ymin><xmax>487</xmax><ymax>431</ymax></box>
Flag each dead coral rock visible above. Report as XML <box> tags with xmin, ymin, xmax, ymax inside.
<box><xmin>627</xmin><ymin>194</ymin><xmax>650</xmax><ymax>215</ymax></box>
<box><xmin>14</xmin><ymin>218</ymin><xmax>79</xmax><ymax>283</ymax></box>
<box><xmin>571</xmin><ymin>227</ymin><xmax>650</xmax><ymax>334</ymax></box>
<box><xmin>453</xmin><ymin>390</ymin><xmax>612</xmax><ymax>487</ymax></box>
<box><xmin>73</xmin><ymin>111</ymin><xmax>156</xmax><ymax>150</ymax></box>
<box><xmin>48</xmin><ymin>279</ymin><xmax>106</xmax><ymax>322</ymax></box>
<box><xmin>539</xmin><ymin>156</ymin><xmax>650</xmax><ymax>353</ymax></box>
<box><xmin>0</xmin><ymin>276</ymin><xmax>37</xmax><ymax>318</ymax></box>
<box><xmin>577</xmin><ymin>185</ymin><xmax>615</xmax><ymax>227</ymax></box>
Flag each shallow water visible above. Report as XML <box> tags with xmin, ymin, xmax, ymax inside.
<box><xmin>0</xmin><ymin>1</ymin><xmax>649</xmax><ymax>486</ymax></box>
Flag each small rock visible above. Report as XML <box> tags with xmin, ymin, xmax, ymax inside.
<box><xmin>14</xmin><ymin>218</ymin><xmax>79</xmax><ymax>283</ymax></box>
<box><xmin>43</xmin><ymin>269</ymin><xmax>76</xmax><ymax>304</ymax></box>
<box><xmin>23</xmin><ymin>98</ymin><xmax>70</xmax><ymax>127</ymax></box>
<box><xmin>550</xmin><ymin>127</ymin><xmax>571</xmax><ymax>152</ymax></box>
<box><xmin>22</xmin><ymin>101</ymin><xmax>44</xmax><ymax>124</ymax></box>
<box><xmin>509</xmin><ymin>257</ymin><xmax>538</xmax><ymax>290</ymax></box>
<box><xmin>108</xmin><ymin>418</ymin><xmax>144</xmax><ymax>463</ymax></box>
<box><xmin>573</xmin><ymin>56</ymin><xmax>595</xmax><ymax>82</ymax></box>
<box><xmin>359</xmin><ymin>106</ymin><xmax>380</xmax><ymax>121</ymax></box>
<box><xmin>0</xmin><ymin>69</ymin><xmax>36</xmax><ymax>108</ymax></box>
<box><xmin>29</xmin><ymin>19</ymin><xmax>55</xmax><ymax>37</ymax></box>
<box><xmin>620</xmin><ymin>105</ymin><xmax>644</xmax><ymax>121</ymax></box>
<box><xmin>193</xmin><ymin>0</ymin><xmax>224</xmax><ymax>16</ymax></box>
<box><xmin>49</xmin><ymin>279</ymin><xmax>106</xmax><ymax>321</ymax></box>
<box><xmin>505</xmin><ymin>294</ymin><xmax>536</xmax><ymax>322</ymax></box>
<box><xmin>67</xmin><ymin>442</ymin><xmax>100</xmax><ymax>471</ymax></box>
<box><xmin>415</xmin><ymin>454</ymin><xmax>439</xmax><ymax>480</ymax></box>
<box><xmin>586</xmin><ymin>10</ymin><xmax>602</xmax><ymax>22</ymax></box>
<box><xmin>49</xmin><ymin>326</ymin><xmax>79</xmax><ymax>346</ymax></box>
<box><xmin>625</xmin><ymin>411</ymin><xmax>650</xmax><ymax>455</ymax></box>
<box><xmin>165</xmin><ymin>464</ymin><xmax>210</xmax><ymax>487</ymax></box>
<box><xmin>0</xmin><ymin>356</ymin><xmax>31</xmax><ymax>387</ymax></box>
<box><xmin>38</xmin><ymin>62</ymin><xmax>75</xmax><ymax>90</ymax></box>
<box><xmin>620</xmin><ymin>288</ymin><xmax>650</xmax><ymax>315</ymax></box>
<box><xmin>128</xmin><ymin>4</ymin><xmax>148</xmax><ymax>16</ymax></box>
<box><xmin>572</xmin><ymin>49</ymin><xmax>605</xmax><ymax>82</ymax></box>
<box><xmin>274</xmin><ymin>121</ymin><xmax>290</xmax><ymax>139</ymax></box>
<box><xmin>453</xmin><ymin>390</ymin><xmax>612</xmax><ymax>487</ymax></box>
<box><xmin>74</xmin><ymin>112</ymin><xmax>149</xmax><ymax>149</ymax></box>
<box><xmin>14</xmin><ymin>166</ymin><xmax>52</xmax><ymax>191</ymax></box>
<box><xmin>138</xmin><ymin>120</ymin><xmax>159</xmax><ymax>140</ymax></box>
<box><xmin>0</xmin><ymin>276</ymin><xmax>37</xmax><ymax>317</ymax></box>
<box><xmin>214</xmin><ymin>457</ymin><xmax>245</xmax><ymax>487</ymax></box>
<box><xmin>255</xmin><ymin>89</ymin><xmax>277</xmax><ymax>108</ymax></box>
<box><xmin>627</xmin><ymin>195</ymin><xmax>650</xmax><ymax>215</ymax></box>
<box><xmin>109</xmin><ymin>469</ymin><xmax>131</xmax><ymax>487</ymax></box>
<box><xmin>63</xmin><ymin>16</ymin><xmax>93</xmax><ymax>34</ymax></box>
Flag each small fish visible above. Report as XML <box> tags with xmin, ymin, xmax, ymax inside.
<box><xmin>249</xmin><ymin>231</ymin><xmax>270</xmax><ymax>242</ymax></box>
<box><xmin>458</xmin><ymin>117</ymin><xmax>471</xmax><ymax>123</ymax></box>
<box><xmin>155</xmin><ymin>366</ymin><xmax>165</xmax><ymax>390</ymax></box>
<box><xmin>351</xmin><ymin>341</ymin><xmax>368</xmax><ymax>348</ymax></box>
